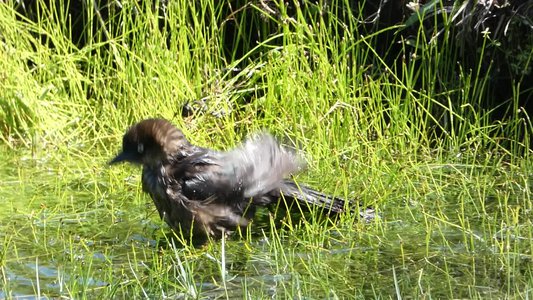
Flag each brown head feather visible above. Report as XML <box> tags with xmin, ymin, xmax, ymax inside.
<box><xmin>110</xmin><ymin>118</ymin><xmax>191</xmax><ymax>166</ymax></box>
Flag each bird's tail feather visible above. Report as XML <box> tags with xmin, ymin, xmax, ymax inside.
<box><xmin>278</xmin><ymin>180</ymin><xmax>346</xmax><ymax>213</ymax></box>
<box><xmin>278</xmin><ymin>180</ymin><xmax>377</xmax><ymax>221</ymax></box>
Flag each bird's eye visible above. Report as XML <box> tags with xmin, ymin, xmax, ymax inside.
<box><xmin>137</xmin><ymin>143</ymin><xmax>144</xmax><ymax>153</ymax></box>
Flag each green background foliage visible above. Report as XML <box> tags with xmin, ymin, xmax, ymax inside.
<box><xmin>1</xmin><ymin>0</ymin><xmax>531</xmax><ymax>298</ymax></box>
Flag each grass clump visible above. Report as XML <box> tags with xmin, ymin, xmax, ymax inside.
<box><xmin>0</xmin><ymin>0</ymin><xmax>532</xmax><ymax>299</ymax></box>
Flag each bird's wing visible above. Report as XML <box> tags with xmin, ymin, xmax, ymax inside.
<box><xmin>177</xmin><ymin>151</ymin><xmax>241</xmax><ymax>202</ymax></box>
<box><xmin>175</xmin><ymin>151</ymin><xmax>255</xmax><ymax>229</ymax></box>
<box><xmin>224</xmin><ymin>133</ymin><xmax>304</xmax><ymax>198</ymax></box>
<box><xmin>177</xmin><ymin>133</ymin><xmax>304</xmax><ymax>204</ymax></box>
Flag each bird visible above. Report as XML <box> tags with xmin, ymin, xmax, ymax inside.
<box><xmin>110</xmin><ymin>118</ymin><xmax>362</xmax><ymax>244</ymax></box>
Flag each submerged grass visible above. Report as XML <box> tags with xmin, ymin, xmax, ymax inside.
<box><xmin>1</xmin><ymin>0</ymin><xmax>532</xmax><ymax>298</ymax></box>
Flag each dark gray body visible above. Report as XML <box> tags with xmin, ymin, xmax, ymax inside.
<box><xmin>111</xmin><ymin>119</ymin><xmax>348</xmax><ymax>243</ymax></box>
<box><xmin>140</xmin><ymin>142</ymin><xmax>346</xmax><ymax>242</ymax></box>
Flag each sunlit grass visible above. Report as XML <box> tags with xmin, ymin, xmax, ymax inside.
<box><xmin>1</xmin><ymin>0</ymin><xmax>532</xmax><ymax>298</ymax></box>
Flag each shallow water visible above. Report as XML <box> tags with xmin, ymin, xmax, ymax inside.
<box><xmin>1</xmin><ymin>147</ymin><xmax>532</xmax><ymax>298</ymax></box>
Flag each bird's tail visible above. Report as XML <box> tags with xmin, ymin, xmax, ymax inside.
<box><xmin>278</xmin><ymin>180</ymin><xmax>376</xmax><ymax>220</ymax></box>
<box><xmin>278</xmin><ymin>180</ymin><xmax>346</xmax><ymax>213</ymax></box>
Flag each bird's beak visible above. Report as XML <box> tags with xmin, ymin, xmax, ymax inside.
<box><xmin>109</xmin><ymin>151</ymin><xmax>130</xmax><ymax>165</ymax></box>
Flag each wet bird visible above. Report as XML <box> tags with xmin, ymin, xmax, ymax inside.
<box><xmin>110</xmin><ymin>118</ymin><xmax>356</xmax><ymax>244</ymax></box>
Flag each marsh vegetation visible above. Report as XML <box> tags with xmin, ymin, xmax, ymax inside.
<box><xmin>1</xmin><ymin>0</ymin><xmax>532</xmax><ymax>298</ymax></box>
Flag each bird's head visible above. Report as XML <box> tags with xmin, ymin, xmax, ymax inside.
<box><xmin>109</xmin><ymin>118</ymin><xmax>190</xmax><ymax>167</ymax></box>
